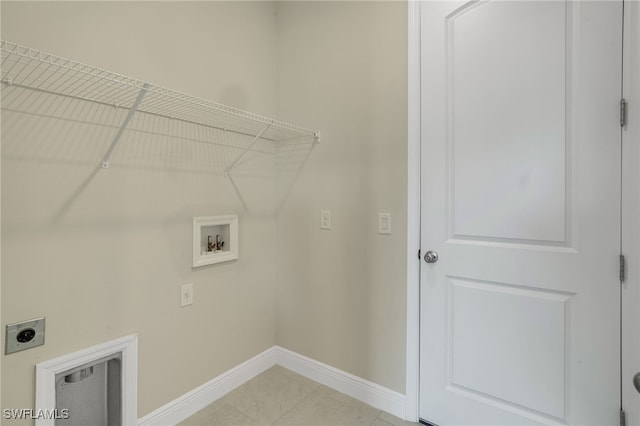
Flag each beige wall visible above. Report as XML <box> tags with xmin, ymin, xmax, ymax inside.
<box><xmin>1</xmin><ymin>0</ymin><xmax>409</xmax><ymax>422</ymax></box>
<box><xmin>1</xmin><ymin>1</ymin><xmax>280</xmax><ymax>421</ymax></box>
<box><xmin>275</xmin><ymin>1</ymin><xmax>408</xmax><ymax>393</ymax></box>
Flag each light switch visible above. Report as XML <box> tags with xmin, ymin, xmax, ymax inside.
<box><xmin>320</xmin><ymin>210</ymin><xmax>331</xmax><ymax>230</ymax></box>
<box><xmin>378</xmin><ymin>213</ymin><xmax>391</xmax><ymax>235</ymax></box>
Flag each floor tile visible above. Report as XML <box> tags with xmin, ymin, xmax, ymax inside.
<box><xmin>178</xmin><ymin>402</ymin><xmax>257</xmax><ymax>426</ymax></box>
<box><xmin>268</xmin><ymin>364</ymin><xmax>299</xmax><ymax>377</ymax></box>
<box><xmin>376</xmin><ymin>411</ymin><xmax>419</xmax><ymax>426</ymax></box>
<box><xmin>218</xmin><ymin>367</ymin><xmax>319</xmax><ymax>425</ymax></box>
<box><xmin>371</xmin><ymin>417</ymin><xmax>395</xmax><ymax>426</ymax></box>
<box><xmin>273</xmin><ymin>387</ymin><xmax>381</xmax><ymax>426</ymax></box>
<box><xmin>178</xmin><ymin>366</ymin><xmax>418</xmax><ymax>426</ymax></box>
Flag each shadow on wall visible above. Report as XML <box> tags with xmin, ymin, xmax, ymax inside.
<box><xmin>1</xmin><ymin>83</ymin><xmax>317</xmax><ymax>221</ymax></box>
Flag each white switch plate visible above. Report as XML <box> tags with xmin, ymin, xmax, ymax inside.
<box><xmin>181</xmin><ymin>283</ymin><xmax>194</xmax><ymax>307</ymax></box>
<box><xmin>320</xmin><ymin>210</ymin><xmax>331</xmax><ymax>230</ymax></box>
<box><xmin>378</xmin><ymin>212</ymin><xmax>391</xmax><ymax>235</ymax></box>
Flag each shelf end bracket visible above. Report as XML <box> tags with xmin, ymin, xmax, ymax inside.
<box><xmin>101</xmin><ymin>83</ymin><xmax>149</xmax><ymax>169</ymax></box>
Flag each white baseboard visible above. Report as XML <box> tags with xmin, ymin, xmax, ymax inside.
<box><xmin>138</xmin><ymin>345</ymin><xmax>407</xmax><ymax>425</ymax></box>
<box><xmin>273</xmin><ymin>346</ymin><xmax>407</xmax><ymax>420</ymax></box>
<box><xmin>138</xmin><ymin>347</ymin><xmax>276</xmax><ymax>426</ymax></box>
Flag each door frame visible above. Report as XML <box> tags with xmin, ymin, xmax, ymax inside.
<box><xmin>405</xmin><ymin>0</ymin><xmax>422</xmax><ymax>422</ymax></box>
<box><xmin>405</xmin><ymin>0</ymin><xmax>640</xmax><ymax>423</ymax></box>
<box><xmin>622</xmin><ymin>1</ymin><xmax>640</xmax><ymax>425</ymax></box>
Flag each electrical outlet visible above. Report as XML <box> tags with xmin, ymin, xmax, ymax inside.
<box><xmin>6</xmin><ymin>317</ymin><xmax>45</xmax><ymax>355</ymax></box>
<box><xmin>181</xmin><ymin>283</ymin><xmax>194</xmax><ymax>307</ymax></box>
<box><xmin>320</xmin><ymin>210</ymin><xmax>331</xmax><ymax>230</ymax></box>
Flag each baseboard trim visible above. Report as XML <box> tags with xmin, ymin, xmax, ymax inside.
<box><xmin>138</xmin><ymin>346</ymin><xmax>276</xmax><ymax>426</ymax></box>
<box><xmin>138</xmin><ymin>345</ymin><xmax>407</xmax><ymax>425</ymax></box>
<box><xmin>274</xmin><ymin>346</ymin><xmax>407</xmax><ymax>419</ymax></box>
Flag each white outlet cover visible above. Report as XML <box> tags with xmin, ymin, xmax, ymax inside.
<box><xmin>181</xmin><ymin>283</ymin><xmax>194</xmax><ymax>307</ymax></box>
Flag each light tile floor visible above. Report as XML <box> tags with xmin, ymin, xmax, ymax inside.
<box><xmin>178</xmin><ymin>366</ymin><xmax>418</xmax><ymax>426</ymax></box>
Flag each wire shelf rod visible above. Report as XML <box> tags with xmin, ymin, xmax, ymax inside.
<box><xmin>3</xmin><ymin>82</ymin><xmax>128</xmax><ymax>112</ymax></box>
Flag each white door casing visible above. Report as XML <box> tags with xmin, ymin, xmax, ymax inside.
<box><xmin>622</xmin><ymin>2</ymin><xmax>640</xmax><ymax>425</ymax></box>
<box><xmin>419</xmin><ymin>1</ymin><xmax>622</xmax><ymax>425</ymax></box>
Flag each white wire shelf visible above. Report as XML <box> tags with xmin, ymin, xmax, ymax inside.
<box><xmin>0</xmin><ymin>40</ymin><xmax>320</xmax><ymax>169</ymax></box>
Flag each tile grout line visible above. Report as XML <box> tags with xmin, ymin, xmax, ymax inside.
<box><xmin>268</xmin><ymin>370</ymin><xmax>325</xmax><ymax>425</ymax></box>
<box><xmin>370</xmin><ymin>411</ymin><xmax>391</xmax><ymax>426</ymax></box>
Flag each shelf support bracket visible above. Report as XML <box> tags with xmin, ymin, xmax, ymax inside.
<box><xmin>101</xmin><ymin>83</ymin><xmax>149</xmax><ymax>169</ymax></box>
<box><xmin>224</xmin><ymin>124</ymin><xmax>272</xmax><ymax>177</ymax></box>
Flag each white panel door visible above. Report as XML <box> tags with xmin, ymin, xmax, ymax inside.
<box><xmin>419</xmin><ymin>1</ymin><xmax>622</xmax><ymax>425</ymax></box>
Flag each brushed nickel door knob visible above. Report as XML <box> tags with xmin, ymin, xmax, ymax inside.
<box><xmin>424</xmin><ymin>250</ymin><xmax>439</xmax><ymax>264</ymax></box>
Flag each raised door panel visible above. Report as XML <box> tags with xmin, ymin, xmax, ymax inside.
<box><xmin>448</xmin><ymin>1</ymin><xmax>569</xmax><ymax>244</ymax></box>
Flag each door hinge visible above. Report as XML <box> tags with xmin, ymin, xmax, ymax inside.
<box><xmin>418</xmin><ymin>248</ymin><xmax>421</xmax><ymax>260</ymax></box>
<box><xmin>620</xmin><ymin>254</ymin><xmax>626</xmax><ymax>283</ymax></box>
<box><xmin>621</xmin><ymin>409</ymin><xmax>626</xmax><ymax>426</ymax></box>
<box><xmin>621</xmin><ymin>98</ymin><xmax>627</xmax><ymax>127</ymax></box>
